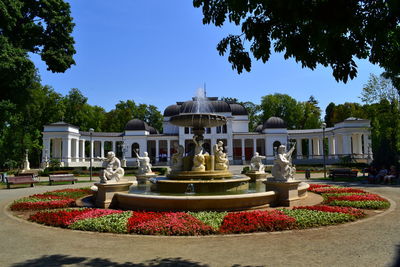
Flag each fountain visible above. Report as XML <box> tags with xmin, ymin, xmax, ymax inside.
<box><xmin>96</xmin><ymin>89</ymin><xmax>309</xmax><ymax>211</ymax></box>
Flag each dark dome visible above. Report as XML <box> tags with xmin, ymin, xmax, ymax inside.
<box><xmin>148</xmin><ymin>126</ymin><xmax>159</xmax><ymax>134</ymax></box>
<box><xmin>163</xmin><ymin>104</ymin><xmax>181</xmax><ymax>117</ymax></box>
<box><xmin>125</xmin><ymin>119</ymin><xmax>149</xmax><ymax>131</ymax></box>
<box><xmin>262</xmin><ymin>117</ymin><xmax>287</xmax><ymax>129</ymax></box>
<box><xmin>255</xmin><ymin>124</ymin><xmax>263</xmax><ymax>132</ymax></box>
<box><xmin>211</xmin><ymin>100</ymin><xmax>231</xmax><ymax>113</ymax></box>
<box><xmin>179</xmin><ymin>101</ymin><xmax>214</xmax><ymax>113</ymax></box>
<box><xmin>230</xmin><ymin>103</ymin><xmax>248</xmax><ymax>115</ymax></box>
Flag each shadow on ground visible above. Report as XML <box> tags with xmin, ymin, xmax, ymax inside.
<box><xmin>10</xmin><ymin>255</ymin><xmax>263</xmax><ymax>267</ymax></box>
<box><xmin>392</xmin><ymin>244</ymin><xmax>400</xmax><ymax>267</ymax></box>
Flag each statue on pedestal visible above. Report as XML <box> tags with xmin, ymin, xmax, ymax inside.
<box><xmin>23</xmin><ymin>149</ymin><xmax>30</xmax><ymax>171</ymax></box>
<box><xmin>271</xmin><ymin>144</ymin><xmax>296</xmax><ymax>181</ymax></box>
<box><xmin>250</xmin><ymin>152</ymin><xmax>266</xmax><ymax>173</ymax></box>
<box><xmin>192</xmin><ymin>135</ymin><xmax>205</xmax><ymax>171</ymax></box>
<box><xmin>213</xmin><ymin>140</ymin><xmax>229</xmax><ymax>170</ymax></box>
<box><xmin>171</xmin><ymin>143</ymin><xmax>184</xmax><ymax>171</ymax></box>
<box><xmin>134</xmin><ymin>151</ymin><xmax>153</xmax><ymax>174</ymax></box>
<box><xmin>98</xmin><ymin>151</ymin><xmax>125</xmax><ymax>183</ymax></box>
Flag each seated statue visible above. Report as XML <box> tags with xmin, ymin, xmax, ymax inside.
<box><xmin>250</xmin><ymin>152</ymin><xmax>266</xmax><ymax>173</ymax></box>
<box><xmin>171</xmin><ymin>143</ymin><xmax>184</xmax><ymax>171</ymax></box>
<box><xmin>271</xmin><ymin>144</ymin><xmax>296</xmax><ymax>181</ymax></box>
<box><xmin>98</xmin><ymin>151</ymin><xmax>125</xmax><ymax>183</ymax></box>
<box><xmin>134</xmin><ymin>151</ymin><xmax>153</xmax><ymax>174</ymax></box>
<box><xmin>213</xmin><ymin>140</ymin><xmax>229</xmax><ymax>171</ymax></box>
<box><xmin>192</xmin><ymin>135</ymin><xmax>206</xmax><ymax>171</ymax></box>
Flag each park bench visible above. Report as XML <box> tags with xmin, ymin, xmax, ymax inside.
<box><xmin>49</xmin><ymin>174</ymin><xmax>77</xmax><ymax>185</ymax></box>
<box><xmin>6</xmin><ymin>174</ymin><xmax>38</xmax><ymax>189</ymax></box>
<box><xmin>329</xmin><ymin>169</ymin><xmax>358</xmax><ymax>180</ymax></box>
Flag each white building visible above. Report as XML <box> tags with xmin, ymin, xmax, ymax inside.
<box><xmin>42</xmin><ymin>97</ymin><xmax>372</xmax><ymax>167</ymax></box>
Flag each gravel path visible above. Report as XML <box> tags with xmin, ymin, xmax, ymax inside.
<box><xmin>0</xmin><ymin>181</ymin><xmax>399</xmax><ymax>267</ymax></box>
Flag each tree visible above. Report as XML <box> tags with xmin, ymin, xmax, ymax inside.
<box><xmin>299</xmin><ymin>96</ymin><xmax>322</xmax><ymax>129</ymax></box>
<box><xmin>361</xmin><ymin>74</ymin><xmax>400</xmax><ymax>104</ymax></box>
<box><xmin>324</xmin><ymin>102</ymin><xmax>367</xmax><ymax>126</ymax></box>
<box><xmin>260</xmin><ymin>94</ymin><xmax>303</xmax><ymax>129</ymax></box>
<box><xmin>324</xmin><ymin>102</ymin><xmax>336</xmax><ymax>127</ymax></box>
<box><xmin>193</xmin><ymin>1</ymin><xmax>400</xmax><ymax>88</ymax></box>
<box><xmin>221</xmin><ymin>97</ymin><xmax>261</xmax><ymax>131</ymax></box>
<box><xmin>0</xmin><ymin>0</ymin><xmax>76</xmax><ymax>104</ymax></box>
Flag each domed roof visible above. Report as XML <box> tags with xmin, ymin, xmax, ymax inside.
<box><xmin>163</xmin><ymin>104</ymin><xmax>181</xmax><ymax>117</ymax></box>
<box><xmin>262</xmin><ymin>117</ymin><xmax>287</xmax><ymax>129</ymax></box>
<box><xmin>255</xmin><ymin>124</ymin><xmax>263</xmax><ymax>132</ymax></box>
<box><xmin>148</xmin><ymin>126</ymin><xmax>159</xmax><ymax>134</ymax></box>
<box><xmin>179</xmin><ymin>100</ymin><xmax>232</xmax><ymax>114</ymax></box>
<box><xmin>125</xmin><ymin>119</ymin><xmax>149</xmax><ymax>131</ymax></box>
<box><xmin>211</xmin><ymin>100</ymin><xmax>231</xmax><ymax>113</ymax></box>
<box><xmin>229</xmin><ymin>103</ymin><xmax>248</xmax><ymax>115</ymax></box>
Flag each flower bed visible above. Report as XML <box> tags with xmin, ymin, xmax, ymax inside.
<box><xmin>10</xmin><ymin>188</ymin><xmax>92</xmax><ymax>211</ymax></box>
<box><xmin>13</xmin><ymin>185</ymin><xmax>390</xmax><ymax>235</ymax></box>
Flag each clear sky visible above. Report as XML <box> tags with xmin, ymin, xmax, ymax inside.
<box><xmin>31</xmin><ymin>0</ymin><xmax>383</xmax><ymax>115</ymax></box>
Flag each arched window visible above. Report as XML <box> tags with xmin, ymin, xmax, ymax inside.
<box><xmin>131</xmin><ymin>143</ymin><xmax>140</xmax><ymax>158</ymax></box>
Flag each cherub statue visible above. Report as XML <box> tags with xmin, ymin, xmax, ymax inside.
<box><xmin>250</xmin><ymin>152</ymin><xmax>266</xmax><ymax>173</ymax></box>
<box><xmin>192</xmin><ymin>135</ymin><xmax>205</xmax><ymax>171</ymax></box>
<box><xmin>171</xmin><ymin>143</ymin><xmax>184</xmax><ymax>171</ymax></box>
<box><xmin>213</xmin><ymin>140</ymin><xmax>229</xmax><ymax>170</ymax></box>
<box><xmin>271</xmin><ymin>144</ymin><xmax>296</xmax><ymax>181</ymax></box>
<box><xmin>134</xmin><ymin>150</ymin><xmax>153</xmax><ymax>174</ymax></box>
<box><xmin>98</xmin><ymin>151</ymin><xmax>125</xmax><ymax>183</ymax></box>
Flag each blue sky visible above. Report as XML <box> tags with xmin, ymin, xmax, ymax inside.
<box><xmin>31</xmin><ymin>1</ymin><xmax>383</xmax><ymax>115</ymax></box>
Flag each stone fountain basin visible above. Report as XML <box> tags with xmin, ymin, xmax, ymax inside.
<box><xmin>167</xmin><ymin>170</ymin><xmax>233</xmax><ymax>180</ymax></box>
<box><xmin>169</xmin><ymin>113</ymin><xmax>227</xmax><ymax>128</ymax></box>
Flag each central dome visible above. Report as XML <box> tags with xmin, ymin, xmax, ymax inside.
<box><xmin>262</xmin><ymin>117</ymin><xmax>287</xmax><ymax>129</ymax></box>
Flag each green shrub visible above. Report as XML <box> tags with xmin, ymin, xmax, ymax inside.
<box><xmin>69</xmin><ymin>211</ymin><xmax>132</xmax><ymax>233</ymax></box>
<box><xmin>152</xmin><ymin>167</ymin><xmax>168</xmax><ymax>175</ymax></box>
<box><xmin>241</xmin><ymin>166</ymin><xmax>250</xmax><ymax>174</ymax></box>
<box><xmin>281</xmin><ymin>209</ymin><xmax>356</xmax><ymax>228</ymax></box>
<box><xmin>187</xmin><ymin>211</ymin><xmax>227</xmax><ymax>230</ymax></box>
<box><xmin>328</xmin><ymin>200</ymin><xmax>390</xmax><ymax>209</ymax></box>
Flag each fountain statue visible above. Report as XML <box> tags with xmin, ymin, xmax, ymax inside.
<box><xmin>192</xmin><ymin>135</ymin><xmax>206</xmax><ymax>171</ymax></box>
<box><xmin>271</xmin><ymin>144</ymin><xmax>296</xmax><ymax>181</ymax></box>
<box><xmin>250</xmin><ymin>152</ymin><xmax>266</xmax><ymax>173</ymax></box>
<box><xmin>134</xmin><ymin>150</ymin><xmax>153</xmax><ymax>175</ymax></box>
<box><xmin>171</xmin><ymin>143</ymin><xmax>184</xmax><ymax>171</ymax></box>
<box><xmin>213</xmin><ymin>140</ymin><xmax>228</xmax><ymax>170</ymax></box>
<box><xmin>22</xmin><ymin>149</ymin><xmax>30</xmax><ymax>172</ymax></box>
<box><xmin>98</xmin><ymin>151</ymin><xmax>125</xmax><ymax>183</ymax></box>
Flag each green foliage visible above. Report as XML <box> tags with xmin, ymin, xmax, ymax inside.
<box><xmin>241</xmin><ymin>166</ymin><xmax>250</xmax><ymax>174</ymax></box>
<box><xmin>187</xmin><ymin>211</ymin><xmax>227</xmax><ymax>230</ymax></box>
<box><xmin>281</xmin><ymin>209</ymin><xmax>356</xmax><ymax>228</ymax></box>
<box><xmin>328</xmin><ymin>200</ymin><xmax>390</xmax><ymax>209</ymax></box>
<box><xmin>361</xmin><ymin>74</ymin><xmax>400</xmax><ymax>104</ymax></box>
<box><xmin>69</xmin><ymin>212</ymin><xmax>132</xmax><ymax>233</ymax></box>
<box><xmin>193</xmin><ymin>1</ymin><xmax>400</xmax><ymax>87</ymax></box>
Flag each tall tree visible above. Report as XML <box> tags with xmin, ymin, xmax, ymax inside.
<box><xmin>0</xmin><ymin>0</ymin><xmax>76</xmax><ymax>104</ymax></box>
<box><xmin>193</xmin><ymin>1</ymin><xmax>400</xmax><ymax>89</ymax></box>
<box><xmin>361</xmin><ymin>74</ymin><xmax>400</xmax><ymax>104</ymax></box>
<box><xmin>324</xmin><ymin>102</ymin><xmax>336</xmax><ymax>127</ymax></box>
<box><xmin>299</xmin><ymin>96</ymin><xmax>322</xmax><ymax>129</ymax></box>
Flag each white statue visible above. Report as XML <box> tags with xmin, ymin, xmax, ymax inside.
<box><xmin>134</xmin><ymin>150</ymin><xmax>153</xmax><ymax>174</ymax></box>
<box><xmin>171</xmin><ymin>143</ymin><xmax>184</xmax><ymax>171</ymax></box>
<box><xmin>192</xmin><ymin>135</ymin><xmax>205</xmax><ymax>171</ymax></box>
<box><xmin>213</xmin><ymin>140</ymin><xmax>229</xmax><ymax>171</ymax></box>
<box><xmin>98</xmin><ymin>151</ymin><xmax>125</xmax><ymax>183</ymax></box>
<box><xmin>271</xmin><ymin>144</ymin><xmax>296</xmax><ymax>181</ymax></box>
<box><xmin>23</xmin><ymin>149</ymin><xmax>30</xmax><ymax>171</ymax></box>
<box><xmin>250</xmin><ymin>152</ymin><xmax>266</xmax><ymax>173</ymax></box>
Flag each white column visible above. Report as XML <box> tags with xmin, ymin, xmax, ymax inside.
<box><xmin>112</xmin><ymin>141</ymin><xmax>115</xmax><ymax>153</ymax></box>
<box><xmin>62</xmin><ymin>138</ymin><xmax>71</xmax><ymax>164</ymax></box>
<box><xmin>296</xmin><ymin>139</ymin><xmax>302</xmax><ymax>158</ymax></box>
<box><xmin>74</xmin><ymin>139</ymin><xmax>79</xmax><ymax>162</ymax></box>
<box><xmin>100</xmin><ymin>141</ymin><xmax>104</xmax><ymax>158</ymax></box>
<box><xmin>42</xmin><ymin>138</ymin><xmax>51</xmax><ymax>163</ymax></box>
<box><xmin>155</xmin><ymin>140</ymin><xmax>159</xmax><ymax>163</ymax></box>
<box><xmin>90</xmin><ymin>140</ymin><xmax>94</xmax><ymax>163</ymax></box>
<box><xmin>328</xmin><ymin>136</ymin><xmax>336</xmax><ymax>158</ymax></box>
<box><xmin>253</xmin><ymin>139</ymin><xmax>257</xmax><ymax>154</ymax></box>
<box><xmin>241</xmin><ymin>139</ymin><xmax>245</xmax><ymax>161</ymax></box>
<box><xmin>167</xmin><ymin>140</ymin><xmax>171</xmax><ymax>163</ymax></box>
<box><xmin>363</xmin><ymin>134</ymin><xmax>369</xmax><ymax>158</ymax></box>
<box><xmin>357</xmin><ymin>134</ymin><xmax>363</xmax><ymax>155</ymax></box>
<box><xmin>308</xmin><ymin>138</ymin><xmax>313</xmax><ymax>159</ymax></box>
<box><xmin>313</xmin><ymin>138</ymin><xmax>320</xmax><ymax>156</ymax></box>
<box><xmin>227</xmin><ymin>137</ymin><xmax>233</xmax><ymax>162</ymax></box>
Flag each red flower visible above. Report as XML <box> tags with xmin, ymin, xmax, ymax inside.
<box><xmin>29</xmin><ymin>209</ymin><xmax>91</xmax><ymax>227</ymax></box>
<box><xmin>326</xmin><ymin>194</ymin><xmax>388</xmax><ymax>202</ymax></box>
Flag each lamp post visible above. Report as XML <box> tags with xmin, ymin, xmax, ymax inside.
<box><xmin>322</xmin><ymin>122</ymin><xmax>327</xmax><ymax>179</ymax></box>
<box><xmin>89</xmin><ymin>128</ymin><xmax>94</xmax><ymax>181</ymax></box>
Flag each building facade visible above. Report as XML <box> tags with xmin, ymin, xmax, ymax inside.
<box><xmin>42</xmin><ymin>97</ymin><xmax>372</xmax><ymax>167</ymax></box>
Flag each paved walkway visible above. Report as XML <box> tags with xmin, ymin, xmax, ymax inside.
<box><xmin>0</xmin><ymin>179</ymin><xmax>399</xmax><ymax>266</ymax></box>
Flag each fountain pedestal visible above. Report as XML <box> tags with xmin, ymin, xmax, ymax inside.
<box><xmin>264</xmin><ymin>180</ymin><xmax>302</xmax><ymax>207</ymax></box>
<box><xmin>94</xmin><ymin>181</ymin><xmax>134</xmax><ymax>208</ymax></box>
<box><xmin>245</xmin><ymin>171</ymin><xmax>268</xmax><ymax>182</ymax></box>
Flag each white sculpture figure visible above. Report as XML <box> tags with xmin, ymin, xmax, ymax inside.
<box><xmin>271</xmin><ymin>144</ymin><xmax>296</xmax><ymax>181</ymax></box>
<box><xmin>213</xmin><ymin>140</ymin><xmax>229</xmax><ymax>170</ymax></box>
<box><xmin>98</xmin><ymin>151</ymin><xmax>125</xmax><ymax>183</ymax></box>
<box><xmin>171</xmin><ymin>143</ymin><xmax>184</xmax><ymax>171</ymax></box>
<box><xmin>192</xmin><ymin>135</ymin><xmax>205</xmax><ymax>171</ymax></box>
<box><xmin>134</xmin><ymin>150</ymin><xmax>153</xmax><ymax>174</ymax></box>
<box><xmin>23</xmin><ymin>149</ymin><xmax>30</xmax><ymax>171</ymax></box>
<box><xmin>250</xmin><ymin>152</ymin><xmax>266</xmax><ymax>173</ymax></box>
